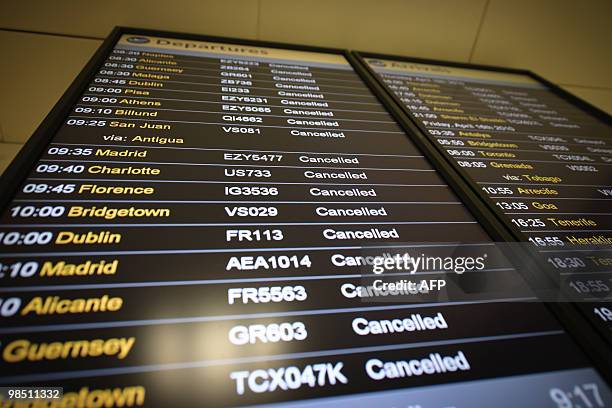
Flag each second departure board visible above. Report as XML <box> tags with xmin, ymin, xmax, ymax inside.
<box><xmin>361</xmin><ymin>55</ymin><xmax>612</xmax><ymax>345</ymax></box>
<box><xmin>0</xmin><ymin>29</ymin><xmax>610</xmax><ymax>407</ymax></box>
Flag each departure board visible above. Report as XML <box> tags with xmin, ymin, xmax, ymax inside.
<box><xmin>362</xmin><ymin>56</ymin><xmax>612</xmax><ymax>345</ymax></box>
<box><xmin>0</xmin><ymin>30</ymin><xmax>610</xmax><ymax>407</ymax></box>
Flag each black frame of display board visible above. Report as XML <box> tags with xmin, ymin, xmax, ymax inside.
<box><xmin>351</xmin><ymin>50</ymin><xmax>612</xmax><ymax>379</ymax></box>
<box><xmin>0</xmin><ymin>26</ymin><xmax>609</xmax><ymax>384</ymax></box>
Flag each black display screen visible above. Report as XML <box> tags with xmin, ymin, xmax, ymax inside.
<box><xmin>0</xmin><ymin>31</ymin><xmax>610</xmax><ymax>407</ymax></box>
<box><xmin>363</xmin><ymin>56</ymin><xmax>612</xmax><ymax>345</ymax></box>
